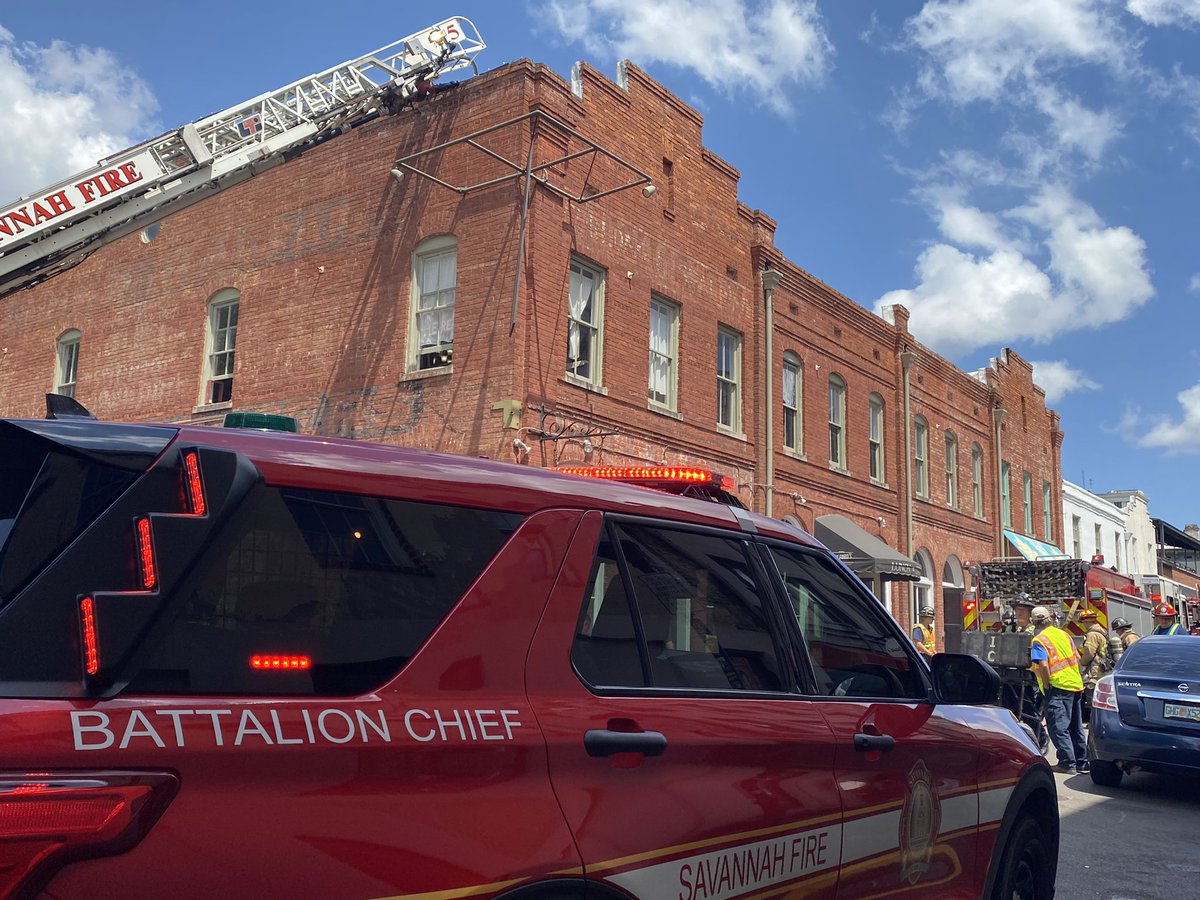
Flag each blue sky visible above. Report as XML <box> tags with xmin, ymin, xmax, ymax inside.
<box><xmin>2</xmin><ymin>1</ymin><xmax>1199</xmax><ymax>525</ymax></box>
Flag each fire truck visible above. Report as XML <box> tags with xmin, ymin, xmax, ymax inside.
<box><xmin>966</xmin><ymin>557</ymin><xmax>1153</xmax><ymax>640</ymax></box>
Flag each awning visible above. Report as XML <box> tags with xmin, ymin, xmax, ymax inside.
<box><xmin>1003</xmin><ymin>530</ymin><xmax>1070</xmax><ymax>561</ymax></box>
<box><xmin>815</xmin><ymin>514</ymin><xmax>922</xmax><ymax>582</ymax></box>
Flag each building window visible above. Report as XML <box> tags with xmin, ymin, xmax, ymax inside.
<box><xmin>972</xmin><ymin>443</ymin><xmax>984</xmax><ymax>518</ymax></box>
<box><xmin>648</xmin><ymin>295</ymin><xmax>679</xmax><ymax>409</ymax></box>
<box><xmin>716</xmin><ymin>326</ymin><xmax>742</xmax><ymax>431</ymax></box>
<box><xmin>1072</xmin><ymin>515</ymin><xmax>1082</xmax><ymax>559</ymax></box>
<box><xmin>913</xmin><ymin>416</ymin><xmax>929</xmax><ymax>499</ymax></box>
<box><xmin>567</xmin><ymin>256</ymin><xmax>604</xmax><ymax>383</ymax></box>
<box><xmin>868</xmin><ymin>393</ymin><xmax>885</xmax><ymax>482</ymax></box>
<box><xmin>1114</xmin><ymin>533</ymin><xmax>1122</xmax><ymax>571</ymax></box>
<box><xmin>944</xmin><ymin>430</ymin><xmax>958</xmax><ymax>508</ymax></box>
<box><xmin>1023</xmin><ymin>472</ymin><xmax>1033</xmax><ymax>533</ymax></box>
<box><xmin>410</xmin><ymin>236</ymin><xmax>456</xmax><ymax>371</ymax></box>
<box><xmin>1094</xmin><ymin>523</ymin><xmax>1103</xmax><ymax>560</ymax></box>
<box><xmin>912</xmin><ymin>548</ymin><xmax>934</xmax><ymax>627</ymax></box>
<box><xmin>55</xmin><ymin>329</ymin><xmax>81</xmax><ymax>398</ymax></box>
<box><xmin>1043</xmin><ymin>481</ymin><xmax>1053</xmax><ymax>541</ymax></box>
<box><xmin>1000</xmin><ymin>461</ymin><xmax>1011</xmax><ymax>529</ymax></box>
<box><xmin>783</xmin><ymin>352</ymin><xmax>803</xmax><ymax>452</ymax></box>
<box><xmin>203</xmin><ymin>289</ymin><xmax>239</xmax><ymax>405</ymax></box>
<box><xmin>828</xmin><ymin>374</ymin><xmax>846</xmax><ymax>468</ymax></box>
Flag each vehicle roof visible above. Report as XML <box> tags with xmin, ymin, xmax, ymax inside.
<box><xmin>158</xmin><ymin>423</ymin><xmax>821</xmax><ymax>545</ymax></box>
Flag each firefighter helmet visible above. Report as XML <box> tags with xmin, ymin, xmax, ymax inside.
<box><xmin>1112</xmin><ymin>617</ymin><xmax>1132</xmax><ymax>630</ymax></box>
<box><xmin>1154</xmin><ymin>601</ymin><xmax>1177</xmax><ymax>617</ymax></box>
<box><xmin>1079</xmin><ymin>608</ymin><xmax>1098</xmax><ymax>620</ymax></box>
<box><xmin>920</xmin><ymin>605</ymin><xmax>935</xmax><ymax>617</ymax></box>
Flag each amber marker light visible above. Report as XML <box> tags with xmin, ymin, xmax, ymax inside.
<box><xmin>250</xmin><ymin>655</ymin><xmax>312</xmax><ymax>671</ymax></box>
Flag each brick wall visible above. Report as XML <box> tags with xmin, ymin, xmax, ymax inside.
<box><xmin>0</xmin><ymin>57</ymin><xmax>1065</xmax><ymax>632</ymax></box>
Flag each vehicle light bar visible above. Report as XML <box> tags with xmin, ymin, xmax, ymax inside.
<box><xmin>554</xmin><ymin>465</ymin><xmax>737</xmax><ymax>494</ymax></box>
<box><xmin>251</xmin><ymin>655</ymin><xmax>312</xmax><ymax>671</ymax></box>
<box><xmin>182</xmin><ymin>449</ymin><xmax>207</xmax><ymax>516</ymax></box>
<box><xmin>80</xmin><ymin>597</ymin><xmax>100</xmax><ymax>676</ymax></box>
<box><xmin>135</xmin><ymin>516</ymin><xmax>157</xmax><ymax>590</ymax></box>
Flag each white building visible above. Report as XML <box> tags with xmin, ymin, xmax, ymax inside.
<box><xmin>1062</xmin><ymin>480</ymin><xmax>1129</xmax><ymax>574</ymax></box>
<box><xmin>1098</xmin><ymin>489</ymin><xmax>1157</xmax><ymax>582</ymax></box>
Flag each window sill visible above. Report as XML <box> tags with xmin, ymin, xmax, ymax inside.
<box><xmin>828</xmin><ymin>464</ymin><xmax>852</xmax><ymax>477</ymax></box>
<box><xmin>648</xmin><ymin>401</ymin><xmax>682</xmax><ymax>420</ymax></box>
<box><xmin>716</xmin><ymin>426</ymin><xmax>747</xmax><ymax>441</ymax></box>
<box><xmin>400</xmin><ymin>365</ymin><xmax>452</xmax><ymax>383</ymax></box>
<box><xmin>562</xmin><ymin>373</ymin><xmax>608</xmax><ymax>395</ymax></box>
<box><xmin>870</xmin><ymin>478</ymin><xmax>890</xmax><ymax>489</ymax></box>
<box><xmin>192</xmin><ymin>401</ymin><xmax>233</xmax><ymax>416</ymax></box>
<box><xmin>916</xmin><ymin>495</ymin><xmax>932</xmax><ymax>504</ymax></box>
<box><xmin>783</xmin><ymin>448</ymin><xmax>807</xmax><ymax>461</ymax></box>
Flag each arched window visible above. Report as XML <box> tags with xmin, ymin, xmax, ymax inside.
<box><xmin>868</xmin><ymin>392</ymin><xmax>885</xmax><ymax>482</ymax></box>
<box><xmin>410</xmin><ymin>235</ymin><xmax>457</xmax><ymax>371</ymax></box>
<box><xmin>783</xmin><ymin>351</ymin><xmax>803</xmax><ymax>453</ymax></box>
<box><xmin>55</xmin><ymin>329</ymin><xmax>81</xmax><ymax>398</ymax></box>
<box><xmin>202</xmin><ymin>289</ymin><xmax>239</xmax><ymax>405</ymax></box>
<box><xmin>913</xmin><ymin>415</ymin><xmax>929</xmax><ymax>499</ymax></box>
<box><xmin>828</xmin><ymin>373</ymin><xmax>846</xmax><ymax>468</ymax></box>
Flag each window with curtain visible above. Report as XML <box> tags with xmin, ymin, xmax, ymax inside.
<box><xmin>410</xmin><ymin>236</ymin><xmax>457</xmax><ymax>371</ymax></box>
<box><xmin>1001</xmin><ymin>461</ymin><xmax>1012</xmax><ymax>529</ymax></box>
<box><xmin>55</xmin><ymin>330</ymin><xmax>81</xmax><ymax>398</ymax></box>
<box><xmin>567</xmin><ymin>257</ymin><xmax>604</xmax><ymax>383</ymax></box>
<box><xmin>648</xmin><ymin>296</ymin><xmax>679</xmax><ymax>409</ymax></box>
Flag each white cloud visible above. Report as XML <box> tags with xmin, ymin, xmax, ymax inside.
<box><xmin>1127</xmin><ymin>0</ymin><xmax>1200</xmax><ymax>27</ymax></box>
<box><xmin>1030</xmin><ymin>359</ymin><xmax>1100</xmax><ymax>404</ymax></box>
<box><xmin>1190</xmin><ymin>274</ymin><xmax>1200</xmax><ymax>292</ymax></box>
<box><xmin>536</xmin><ymin>0</ymin><xmax>834</xmax><ymax>115</ymax></box>
<box><xmin>905</xmin><ymin>0</ymin><xmax>1132</xmax><ymax>105</ymax></box>
<box><xmin>875</xmin><ymin>187</ymin><xmax>1153</xmax><ymax>356</ymax></box>
<box><xmin>0</xmin><ymin>30</ymin><xmax>157</xmax><ymax>203</ymax></box>
<box><xmin>1141</xmin><ymin>383</ymin><xmax>1200</xmax><ymax>452</ymax></box>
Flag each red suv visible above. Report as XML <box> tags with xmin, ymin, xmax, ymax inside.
<box><xmin>0</xmin><ymin>413</ymin><xmax>1057</xmax><ymax>899</ymax></box>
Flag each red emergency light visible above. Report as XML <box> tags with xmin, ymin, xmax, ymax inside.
<box><xmin>553</xmin><ymin>465</ymin><xmax>743</xmax><ymax>505</ymax></box>
<box><xmin>251</xmin><ymin>655</ymin><xmax>312</xmax><ymax>671</ymax></box>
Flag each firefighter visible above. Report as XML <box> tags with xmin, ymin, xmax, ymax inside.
<box><xmin>1078</xmin><ymin>609</ymin><xmax>1112</xmax><ymax>682</ymax></box>
<box><xmin>911</xmin><ymin>605</ymin><xmax>936</xmax><ymax>659</ymax></box>
<box><xmin>1030</xmin><ymin>605</ymin><xmax>1088</xmax><ymax>774</ymax></box>
<box><xmin>1010</xmin><ymin>593</ymin><xmax>1036</xmax><ymax>633</ymax></box>
<box><xmin>1111</xmin><ymin>617</ymin><xmax>1140</xmax><ymax>650</ymax></box>
<box><xmin>1152</xmin><ymin>600</ymin><xmax>1184</xmax><ymax>636</ymax></box>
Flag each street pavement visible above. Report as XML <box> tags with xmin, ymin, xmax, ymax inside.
<box><xmin>1053</xmin><ymin>763</ymin><xmax>1200</xmax><ymax>898</ymax></box>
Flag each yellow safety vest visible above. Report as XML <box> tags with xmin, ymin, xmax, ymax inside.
<box><xmin>1032</xmin><ymin>626</ymin><xmax>1083</xmax><ymax>693</ymax></box>
<box><xmin>913</xmin><ymin>623</ymin><xmax>936</xmax><ymax>652</ymax></box>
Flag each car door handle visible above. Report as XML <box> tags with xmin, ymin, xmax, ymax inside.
<box><xmin>853</xmin><ymin>732</ymin><xmax>896</xmax><ymax>753</ymax></box>
<box><xmin>584</xmin><ymin>729</ymin><xmax>668</xmax><ymax>758</ymax></box>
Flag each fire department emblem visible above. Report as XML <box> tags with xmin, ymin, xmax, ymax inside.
<box><xmin>899</xmin><ymin>759</ymin><xmax>941</xmax><ymax>884</ymax></box>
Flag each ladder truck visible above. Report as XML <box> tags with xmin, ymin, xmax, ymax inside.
<box><xmin>0</xmin><ymin>16</ymin><xmax>484</xmax><ymax>299</ymax></box>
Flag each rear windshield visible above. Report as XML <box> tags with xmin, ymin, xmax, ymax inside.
<box><xmin>0</xmin><ymin>421</ymin><xmax>141</xmax><ymax>606</ymax></box>
<box><xmin>129</xmin><ymin>485</ymin><xmax>524</xmax><ymax>696</ymax></box>
<box><xmin>1120</xmin><ymin>638</ymin><xmax>1200</xmax><ymax>675</ymax></box>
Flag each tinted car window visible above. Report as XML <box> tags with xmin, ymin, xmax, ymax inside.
<box><xmin>129</xmin><ymin>486</ymin><xmax>522</xmax><ymax>696</ymax></box>
<box><xmin>767</xmin><ymin>545</ymin><xmax>926</xmax><ymax>700</ymax></box>
<box><xmin>572</xmin><ymin>521</ymin><xmax>786</xmax><ymax>692</ymax></box>
<box><xmin>1119</xmin><ymin>638</ymin><xmax>1200</xmax><ymax>674</ymax></box>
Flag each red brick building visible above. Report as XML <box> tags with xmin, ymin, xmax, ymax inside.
<box><xmin>0</xmin><ymin>57</ymin><xmax>1064</xmax><ymax>643</ymax></box>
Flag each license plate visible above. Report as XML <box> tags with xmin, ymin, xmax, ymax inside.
<box><xmin>1164</xmin><ymin>702</ymin><xmax>1200</xmax><ymax>721</ymax></box>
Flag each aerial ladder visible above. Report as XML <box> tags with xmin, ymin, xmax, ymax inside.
<box><xmin>0</xmin><ymin>16</ymin><xmax>484</xmax><ymax>299</ymax></box>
